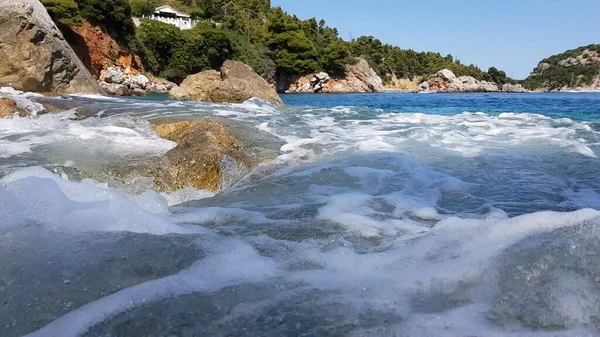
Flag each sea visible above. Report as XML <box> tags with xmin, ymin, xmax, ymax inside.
<box><xmin>1</xmin><ymin>91</ymin><xmax>600</xmax><ymax>336</ymax></box>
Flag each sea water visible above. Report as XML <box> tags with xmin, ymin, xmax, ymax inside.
<box><xmin>1</xmin><ymin>91</ymin><xmax>600</xmax><ymax>336</ymax></box>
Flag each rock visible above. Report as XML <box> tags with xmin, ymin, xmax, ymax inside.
<box><xmin>99</xmin><ymin>68</ymin><xmax>173</xmax><ymax>96</ymax></box>
<box><xmin>146</xmin><ymin>83</ymin><xmax>168</xmax><ymax>94</ymax></box>
<box><xmin>0</xmin><ymin>87</ymin><xmax>46</xmax><ymax>116</ymax></box>
<box><xmin>316</xmin><ymin>72</ymin><xmax>330</xmax><ymax>82</ymax></box>
<box><xmin>0</xmin><ymin>97</ymin><xmax>20</xmax><ymax>118</ymax></box>
<box><xmin>153</xmin><ymin>120</ymin><xmax>252</xmax><ymax>192</ymax></box>
<box><xmin>170</xmin><ymin>61</ymin><xmax>283</xmax><ymax>105</ymax></box>
<box><xmin>100</xmin><ymin>67</ymin><xmax>125</xmax><ymax>85</ymax></box>
<box><xmin>422</xmin><ymin>69</ymin><xmax>500</xmax><ymax>93</ymax></box>
<box><xmin>129</xmin><ymin>74</ymin><xmax>150</xmax><ymax>90</ymax></box>
<box><xmin>277</xmin><ymin>58</ymin><xmax>382</xmax><ymax>94</ymax></box>
<box><xmin>502</xmin><ymin>83</ymin><xmax>527</xmax><ymax>93</ymax></box>
<box><xmin>0</xmin><ymin>0</ymin><xmax>102</xmax><ymax>94</ymax></box>
<box><xmin>169</xmin><ymin>70</ymin><xmax>222</xmax><ymax>101</ymax></box>
<box><xmin>210</xmin><ymin>61</ymin><xmax>283</xmax><ymax>104</ymax></box>
<box><xmin>100</xmin><ymin>82</ymin><xmax>128</xmax><ymax>96</ymax></box>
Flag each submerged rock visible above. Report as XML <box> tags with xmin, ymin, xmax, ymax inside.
<box><xmin>153</xmin><ymin>120</ymin><xmax>253</xmax><ymax>192</ymax></box>
<box><xmin>0</xmin><ymin>0</ymin><xmax>102</xmax><ymax>94</ymax></box>
<box><xmin>278</xmin><ymin>58</ymin><xmax>383</xmax><ymax>94</ymax></box>
<box><xmin>170</xmin><ymin>61</ymin><xmax>283</xmax><ymax>105</ymax></box>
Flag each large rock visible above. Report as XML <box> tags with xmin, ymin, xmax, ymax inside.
<box><xmin>169</xmin><ymin>70</ymin><xmax>222</xmax><ymax>101</ymax></box>
<box><xmin>170</xmin><ymin>61</ymin><xmax>283</xmax><ymax>105</ymax></box>
<box><xmin>153</xmin><ymin>120</ymin><xmax>252</xmax><ymax>192</ymax></box>
<box><xmin>0</xmin><ymin>0</ymin><xmax>102</xmax><ymax>94</ymax></box>
<box><xmin>420</xmin><ymin>69</ymin><xmax>500</xmax><ymax>93</ymax></box>
<box><xmin>277</xmin><ymin>58</ymin><xmax>382</xmax><ymax>94</ymax></box>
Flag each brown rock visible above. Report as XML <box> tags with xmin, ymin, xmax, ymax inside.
<box><xmin>169</xmin><ymin>70</ymin><xmax>221</xmax><ymax>101</ymax></box>
<box><xmin>169</xmin><ymin>61</ymin><xmax>283</xmax><ymax>105</ymax></box>
<box><xmin>0</xmin><ymin>0</ymin><xmax>102</xmax><ymax>94</ymax></box>
<box><xmin>65</xmin><ymin>20</ymin><xmax>144</xmax><ymax>78</ymax></box>
<box><xmin>153</xmin><ymin>120</ymin><xmax>251</xmax><ymax>192</ymax></box>
<box><xmin>0</xmin><ymin>97</ymin><xmax>27</xmax><ymax>118</ymax></box>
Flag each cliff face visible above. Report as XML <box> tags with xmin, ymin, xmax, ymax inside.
<box><xmin>525</xmin><ymin>45</ymin><xmax>600</xmax><ymax>90</ymax></box>
<box><xmin>277</xmin><ymin>58</ymin><xmax>383</xmax><ymax>94</ymax></box>
<box><xmin>0</xmin><ymin>0</ymin><xmax>102</xmax><ymax>94</ymax></box>
<box><xmin>62</xmin><ymin>20</ymin><xmax>144</xmax><ymax>79</ymax></box>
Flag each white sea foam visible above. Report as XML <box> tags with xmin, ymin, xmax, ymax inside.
<box><xmin>0</xmin><ymin>167</ymin><xmax>193</xmax><ymax>235</ymax></box>
<box><xmin>2</xmin><ymin>93</ymin><xmax>600</xmax><ymax>336</ymax></box>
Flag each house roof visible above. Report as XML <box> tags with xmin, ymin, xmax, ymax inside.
<box><xmin>154</xmin><ymin>5</ymin><xmax>191</xmax><ymax>18</ymax></box>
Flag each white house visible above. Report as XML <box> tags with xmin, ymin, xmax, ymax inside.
<box><xmin>143</xmin><ymin>5</ymin><xmax>196</xmax><ymax>30</ymax></box>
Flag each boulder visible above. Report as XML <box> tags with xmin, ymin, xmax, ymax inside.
<box><xmin>277</xmin><ymin>58</ymin><xmax>382</xmax><ymax>94</ymax></box>
<box><xmin>153</xmin><ymin>120</ymin><xmax>252</xmax><ymax>192</ymax></box>
<box><xmin>0</xmin><ymin>0</ymin><xmax>102</xmax><ymax>94</ymax></box>
<box><xmin>100</xmin><ymin>67</ymin><xmax>125</xmax><ymax>84</ymax></box>
<box><xmin>422</xmin><ymin>69</ymin><xmax>500</xmax><ymax>93</ymax></box>
<box><xmin>100</xmin><ymin>82</ymin><xmax>128</xmax><ymax>96</ymax></box>
<box><xmin>169</xmin><ymin>70</ymin><xmax>222</xmax><ymax>101</ymax></box>
<box><xmin>129</xmin><ymin>74</ymin><xmax>150</xmax><ymax>90</ymax></box>
<box><xmin>170</xmin><ymin>61</ymin><xmax>283</xmax><ymax>105</ymax></box>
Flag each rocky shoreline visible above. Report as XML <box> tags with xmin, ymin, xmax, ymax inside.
<box><xmin>417</xmin><ymin>69</ymin><xmax>527</xmax><ymax>93</ymax></box>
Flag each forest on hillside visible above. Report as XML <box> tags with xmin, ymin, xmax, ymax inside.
<box><xmin>522</xmin><ymin>44</ymin><xmax>600</xmax><ymax>90</ymax></box>
<box><xmin>42</xmin><ymin>0</ymin><xmax>513</xmax><ymax>86</ymax></box>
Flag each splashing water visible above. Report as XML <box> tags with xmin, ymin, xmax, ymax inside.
<box><xmin>1</xmin><ymin>92</ymin><xmax>600</xmax><ymax>336</ymax></box>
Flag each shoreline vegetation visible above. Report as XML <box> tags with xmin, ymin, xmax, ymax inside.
<box><xmin>3</xmin><ymin>0</ymin><xmax>598</xmax><ymax>98</ymax></box>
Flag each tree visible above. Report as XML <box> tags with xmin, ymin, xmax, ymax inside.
<box><xmin>75</xmin><ymin>0</ymin><xmax>136</xmax><ymax>47</ymax></box>
<box><xmin>41</xmin><ymin>0</ymin><xmax>82</xmax><ymax>27</ymax></box>
<box><xmin>488</xmin><ymin>67</ymin><xmax>508</xmax><ymax>85</ymax></box>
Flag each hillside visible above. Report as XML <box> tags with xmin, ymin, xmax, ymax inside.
<box><xmin>42</xmin><ymin>0</ymin><xmax>514</xmax><ymax>89</ymax></box>
<box><xmin>523</xmin><ymin>44</ymin><xmax>600</xmax><ymax>90</ymax></box>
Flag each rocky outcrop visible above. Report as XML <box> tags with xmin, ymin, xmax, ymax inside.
<box><xmin>278</xmin><ymin>58</ymin><xmax>383</xmax><ymax>94</ymax></box>
<box><xmin>0</xmin><ymin>0</ymin><xmax>102</xmax><ymax>94</ymax></box>
<box><xmin>64</xmin><ymin>20</ymin><xmax>144</xmax><ymax>79</ymax></box>
<box><xmin>153</xmin><ymin>120</ymin><xmax>252</xmax><ymax>192</ymax></box>
<box><xmin>99</xmin><ymin>67</ymin><xmax>177</xmax><ymax>96</ymax></box>
<box><xmin>418</xmin><ymin>69</ymin><xmax>500</xmax><ymax>93</ymax></box>
<box><xmin>501</xmin><ymin>83</ymin><xmax>527</xmax><ymax>93</ymax></box>
<box><xmin>170</xmin><ymin>61</ymin><xmax>283</xmax><ymax>105</ymax></box>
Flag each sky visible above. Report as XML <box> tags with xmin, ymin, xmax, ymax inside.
<box><xmin>270</xmin><ymin>0</ymin><xmax>600</xmax><ymax>79</ymax></box>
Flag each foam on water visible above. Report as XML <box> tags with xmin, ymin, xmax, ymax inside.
<box><xmin>2</xmin><ymin>92</ymin><xmax>600</xmax><ymax>336</ymax></box>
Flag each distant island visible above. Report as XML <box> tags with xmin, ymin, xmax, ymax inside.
<box><xmin>4</xmin><ymin>0</ymin><xmax>599</xmax><ymax>98</ymax></box>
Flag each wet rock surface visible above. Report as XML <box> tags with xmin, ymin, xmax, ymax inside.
<box><xmin>153</xmin><ymin>119</ymin><xmax>253</xmax><ymax>192</ymax></box>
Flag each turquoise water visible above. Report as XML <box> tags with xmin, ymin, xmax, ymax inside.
<box><xmin>2</xmin><ymin>91</ymin><xmax>600</xmax><ymax>336</ymax></box>
<box><xmin>282</xmin><ymin>92</ymin><xmax>600</xmax><ymax>121</ymax></box>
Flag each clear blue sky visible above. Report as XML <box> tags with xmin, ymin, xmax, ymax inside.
<box><xmin>271</xmin><ymin>0</ymin><xmax>600</xmax><ymax>79</ymax></box>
